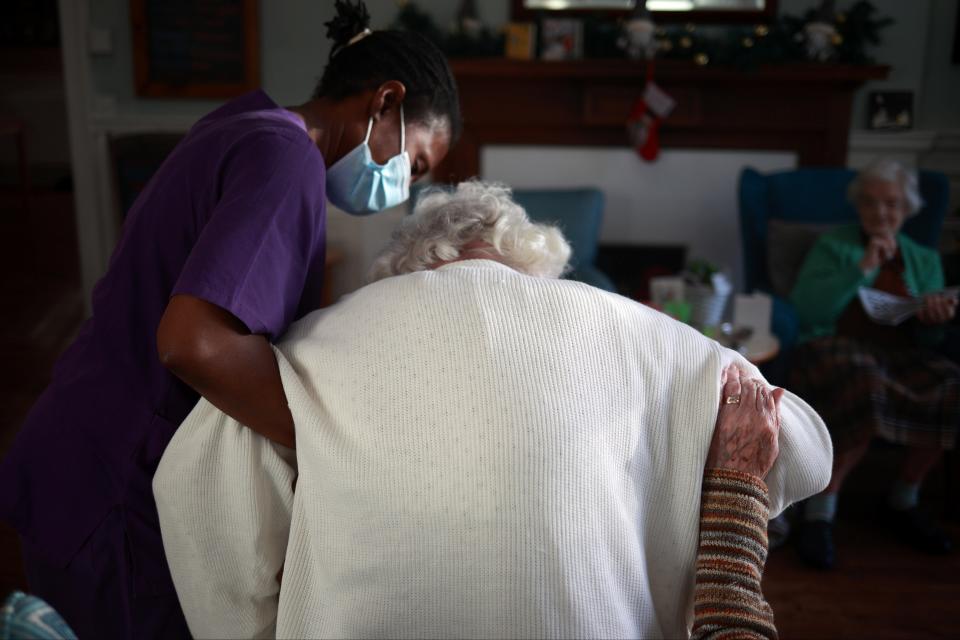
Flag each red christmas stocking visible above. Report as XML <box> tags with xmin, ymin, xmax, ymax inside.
<box><xmin>627</xmin><ymin>81</ymin><xmax>676</xmax><ymax>162</ymax></box>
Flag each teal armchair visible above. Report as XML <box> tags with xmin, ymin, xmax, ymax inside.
<box><xmin>512</xmin><ymin>188</ymin><xmax>616</xmax><ymax>292</ymax></box>
<box><xmin>738</xmin><ymin>167</ymin><xmax>950</xmax><ymax>352</ymax></box>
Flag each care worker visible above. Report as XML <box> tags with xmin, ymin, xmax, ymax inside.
<box><xmin>0</xmin><ymin>1</ymin><xmax>461</xmax><ymax>637</ymax></box>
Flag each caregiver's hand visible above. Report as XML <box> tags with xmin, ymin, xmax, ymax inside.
<box><xmin>157</xmin><ymin>294</ymin><xmax>295</xmax><ymax>449</ymax></box>
<box><xmin>705</xmin><ymin>365</ymin><xmax>782</xmax><ymax>480</ymax></box>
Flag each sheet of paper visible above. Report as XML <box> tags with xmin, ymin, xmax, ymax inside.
<box><xmin>858</xmin><ymin>286</ymin><xmax>960</xmax><ymax>326</ymax></box>
<box><xmin>858</xmin><ymin>287</ymin><xmax>923</xmax><ymax>326</ymax></box>
<box><xmin>733</xmin><ymin>292</ymin><xmax>772</xmax><ymax>335</ymax></box>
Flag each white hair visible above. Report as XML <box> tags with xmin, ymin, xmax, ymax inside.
<box><xmin>847</xmin><ymin>158</ymin><xmax>924</xmax><ymax>216</ymax></box>
<box><xmin>368</xmin><ymin>181</ymin><xmax>572</xmax><ymax>283</ymax></box>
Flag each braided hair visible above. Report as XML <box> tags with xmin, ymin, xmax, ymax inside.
<box><xmin>316</xmin><ymin>0</ymin><xmax>462</xmax><ymax>143</ymax></box>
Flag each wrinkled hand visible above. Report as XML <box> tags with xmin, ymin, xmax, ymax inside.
<box><xmin>917</xmin><ymin>293</ymin><xmax>957</xmax><ymax>325</ymax></box>
<box><xmin>859</xmin><ymin>234</ymin><xmax>897</xmax><ymax>273</ymax></box>
<box><xmin>705</xmin><ymin>365</ymin><xmax>783</xmax><ymax>480</ymax></box>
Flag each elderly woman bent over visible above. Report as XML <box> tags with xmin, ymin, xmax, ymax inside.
<box><xmin>155</xmin><ymin>181</ymin><xmax>830</xmax><ymax>639</ymax></box>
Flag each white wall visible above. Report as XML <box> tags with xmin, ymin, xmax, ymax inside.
<box><xmin>83</xmin><ymin>0</ymin><xmax>957</xmax><ymax>130</ymax></box>
<box><xmin>66</xmin><ymin>0</ymin><xmax>960</xmax><ymax>306</ymax></box>
<box><xmin>779</xmin><ymin>0</ymin><xmax>942</xmax><ymax>130</ymax></box>
<box><xmin>919</xmin><ymin>0</ymin><xmax>960</xmax><ymax>130</ymax></box>
<box><xmin>325</xmin><ymin>205</ymin><xmax>407</xmax><ymax>301</ymax></box>
<box><xmin>483</xmin><ymin>146</ymin><xmax>797</xmax><ymax>288</ymax></box>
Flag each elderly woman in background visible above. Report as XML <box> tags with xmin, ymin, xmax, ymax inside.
<box><xmin>790</xmin><ymin>159</ymin><xmax>959</xmax><ymax>570</ymax></box>
<box><xmin>155</xmin><ymin>181</ymin><xmax>830</xmax><ymax>639</ymax></box>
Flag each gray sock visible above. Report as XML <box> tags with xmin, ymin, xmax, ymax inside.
<box><xmin>888</xmin><ymin>480</ymin><xmax>921</xmax><ymax>511</ymax></box>
<box><xmin>805</xmin><ymin>492</ymin><xmax>838</xmax><ymax>523</ymax></box>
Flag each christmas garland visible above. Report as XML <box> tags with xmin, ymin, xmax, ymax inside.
<box><xmin>390</xmin><ymin>2</ymin><xmax>503</xmax><ymax>58</ymax></box>
<box><xmin>390</xmin><ymin>1</ymin><xmax>893</xmax><ymax>68</ymax></box>
<box><xmin>653</xmin><ymin>1</ymin><xmax>894</xmax><ymax>68</ymax></box>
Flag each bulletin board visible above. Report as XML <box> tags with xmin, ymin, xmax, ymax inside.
<box><xmin>130</xmin><ymin>0</ymin><xmax>259</xmax><ymax>98</ymax></box>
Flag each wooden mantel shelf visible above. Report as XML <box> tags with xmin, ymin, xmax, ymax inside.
<box><xmin>435</xmin><ymin>58</ymin><xmax>889</xmax><ymax>183</ymax></box>
<box><xmin>450</xmin><ymin>58</ymin><xmax>888</xmax><ymax>82</ymax></box>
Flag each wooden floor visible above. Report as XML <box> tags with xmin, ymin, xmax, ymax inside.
<box><xmin>0</xmin><ymin>190</ymin><xmax>957</xmax><ymax>638</ymax></box>
<box><xmin>764</xmin><ymin>453</ymin><xmax>960</xmax><ymax>639</ymax></box>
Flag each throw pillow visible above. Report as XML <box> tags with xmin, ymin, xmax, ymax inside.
<box><xmin>766</xmin><ymin>220</ymin><xmax>839</xmax><ymax>297</ymax></box>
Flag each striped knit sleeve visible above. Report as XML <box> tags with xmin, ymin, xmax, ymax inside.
<box><xmin>691</xmin><ymin>468</ymin><xmax>778</xmax><ymax>640</ymax></box>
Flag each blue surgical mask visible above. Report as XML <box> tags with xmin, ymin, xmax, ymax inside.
<box><xmin>325</xmin><ymin>106</ymin><xmax>411</xmax><ymax>215</ymax></box>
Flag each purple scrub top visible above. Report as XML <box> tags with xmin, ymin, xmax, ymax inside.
<box><xmin>0</xmin><ymin>90</ymin><xmax>327</xmax><ymax>594</ymax></box>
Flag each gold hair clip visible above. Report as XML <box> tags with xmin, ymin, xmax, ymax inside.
<box><xmin>348</xmin><ymin>28</ymin><xmax>373</xmax><ymax>46</ymax></box>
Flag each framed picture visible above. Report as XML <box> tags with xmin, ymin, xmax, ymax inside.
<box><xmin>130</xmin><ymin>0</ymin><xmax>259</xmax><ymax>98</ymax></box>
<box><xmin>540</xmin><ymin>18</ymin><xmax>583</xmax><ymax>60</ymax></box>
<box><xmin>867</xmin><ymin>91</ymin><xmax>913</xmax><ymax>131</ymax></box>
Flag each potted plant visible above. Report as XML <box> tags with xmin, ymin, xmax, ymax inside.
<box><xmin>683</xmin><ymin>259</ymin><xmax>732</xmax><ymax>329</ymax></box>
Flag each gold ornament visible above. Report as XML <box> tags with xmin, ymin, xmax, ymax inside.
<box><xmin>831</xmin><ymin>33</ymin><xmax>843</xmax><ymax>46</ymax></box>
<box><xmin>685</xmin><ymin>23</ymin><xmax>696</xmax><ymax>33</ymax></box>
<box><xmin>836</xmin><ymin>12</ymin><xmax>847</xmax><ymax>24</ymax></box>
<box><xmin>742</xmin><ymin>36</ymin><xmax>755</xmax><ymax>48</ymax></box>
<box><xmin>659</xmin><ymin>39</ymin><xmax>674</xmax><ymax>52</ymax></box>
<box><xmin>680</xmin><ymin>36</ymin><xmax>693</xmax><ymax>48</ymax></box>
<box><xmin>754</xmin><ymin>24</ymin><xmax>769</xmax><ymax>37</ymax></box>
<box><xmin>694</xmin><ymin>53</ymin><xmax>709</xmax><ymax>66</ymax></box>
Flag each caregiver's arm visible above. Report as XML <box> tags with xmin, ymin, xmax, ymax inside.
<box><xmin>157</xmin><ymin>294</ymin><xmax>295</xmax><ymax>448</ymax></box>
<box><xmin>692</xmin><ymin>366</ymin><xmax>780</xmax><ymax>640</ymax></box>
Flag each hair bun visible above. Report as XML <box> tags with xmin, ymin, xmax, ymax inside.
<box><xmin>325</xmin><ymin>0</ymin><xmax>372</xmax><ymax>52</ymax></box>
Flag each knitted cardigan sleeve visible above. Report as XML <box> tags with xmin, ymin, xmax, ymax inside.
<box><xmin>691</xmin><ymin>469</ymin><xmax>778</xmax><ymax>640</ymax></box>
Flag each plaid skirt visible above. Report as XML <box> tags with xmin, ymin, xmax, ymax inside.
<box><xmin>789</xmin><ymin>336</ymin><xmax>960</xmax><ymax>452</ymax></box>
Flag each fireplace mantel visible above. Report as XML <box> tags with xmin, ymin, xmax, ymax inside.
<box><xmin>435</xmin><ymin>59</ymin><xmax>889</xmax><ymax>183</ymax></box>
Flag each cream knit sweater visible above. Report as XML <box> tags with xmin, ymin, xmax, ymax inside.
<box><xmin>154</xmin><ymin>260</ymin><xmax>831</xmax><ymax>639</ymax></box>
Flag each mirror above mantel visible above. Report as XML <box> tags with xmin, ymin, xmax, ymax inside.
<box><xmin>512</xmin><ymin>0</ymin><xmax>778</xmax><ymax>23</ymax></box>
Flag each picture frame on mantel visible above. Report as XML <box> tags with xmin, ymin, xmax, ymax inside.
<box><xmin>511</xmin><ymin>0</ymin><xmax>778</xmax><ymax>24</ymax></box>
<box><xmin>867</xmin><ymin>91</ymin><xmax>913</xmax><ymax>131</ymax></box>
<box><xmin>130</xmin><ymin>0</ymin><xmax>260</xmax><ymax>98</ymax></box>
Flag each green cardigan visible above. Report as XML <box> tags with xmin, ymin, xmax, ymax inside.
<box><xmin>789</xmin><ymin>224</ymin><xmax>945</xmax><ymax>344</ymax></box>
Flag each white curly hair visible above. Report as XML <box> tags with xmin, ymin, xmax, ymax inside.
<box><xmin>847</xmin><ymin>158</ymin><xmax>924</xmax><ymax>216</ymax></box>
<box><xmin>367</xmin><ymin>181</ymin><xmax>572</xmax><ymax>282</ymax></box>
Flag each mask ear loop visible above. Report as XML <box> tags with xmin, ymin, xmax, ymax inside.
<box><xmin>364</xmin><ymin>106</ymin><xmax>404</xmax><ymax>152</ymax></box>
<box><xmin>363</xmin><ymin>116</ymin><xmax>374</xmax><ymax>144</ymax></box>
